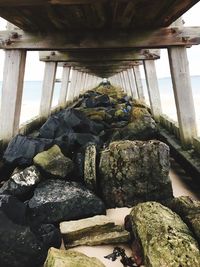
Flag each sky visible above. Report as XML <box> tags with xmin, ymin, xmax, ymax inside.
<box><xmin>0</xmin><ymin>2</ymin><xmax>200</xmax><ymax>80</ymax></box>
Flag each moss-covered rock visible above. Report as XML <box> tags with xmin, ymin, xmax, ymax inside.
<box><xmin>130</xmin><ymin>107</ymin><xmax>151</xmax><ymax>122</ymax></box>
<box><xmin>166</xmin><ymin>196</ymin><xmax>200</xmax><ymax>243</ymax></box>
<box><xmin>44</xmin><ymin>248</ymin><xmax>105</xmax><ymax>267</ymax></box>
<box><xmin>125</xmin><ymin>202</ymin><xmax>200</xmax><ymax>267</ymax></box>
<box><xmin>33</xmin><ymin>145</ymin><xmax>74</xmax><ymax>179</ymax></box>
<box><xmin>60</xmin><ymin>215</ymin><xmax>130</xmax><ymax>248</ymax></box>
<box><xmin>99</xmin><ymin>140</ymin><xmax>173</xmax><ymax>208</ymax></box>
<box><xmin>84</xmin><ymin>144</ymin><xmax>97</xmax><ymax>191</ymax></box>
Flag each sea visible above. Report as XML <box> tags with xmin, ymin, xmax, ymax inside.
<box><xmin>0</xmin><ymin>76</ymin><xmax>200</xmax><ymax>135</ymax></box>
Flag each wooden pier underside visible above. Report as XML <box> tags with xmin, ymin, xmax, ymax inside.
<box><xmin>0</xmin><ymin>0</ymin><xmax>199</xmax><ymax>77</ymax></box>
<box><xmin>0</xmin><ymin>0</ymin><xmax>198</xmax><ymax>32</ymax></box>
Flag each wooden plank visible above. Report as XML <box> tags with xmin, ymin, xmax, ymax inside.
<box><xmin>39</xmin><ymin>50</ymin><xmax>160</xmax><ymax>62</ymax></box>
<box><xmin>1</xmin><ymin>27</ymin><xmax>200</xmax><ymax>50</ymax></box>
<box><xmin>168</xmin><ymin>46</ymin><xmax>197</xmax><ymax>147</ymax></box>
<box><xmin>143</xmin><ymin>60</ymin><xmax>162</xmax><ymax>121</ymax></box>
<box><xmin>0</xmin><ymin>0</ymin><xmax>107</xmax><ymax>6</ymax></box>
<box><xmin>58</xmin><ymin>66</ymin><xmax>71</xmax><ymax>108</ymax></box>
<box><xmin>0</xmin><ymin>50</ymin><xmax>26</xmax><ymax>142</ymax></box>
<box><xmin>40</xmin><ymin>62</ymin><xmax>57</xmax><ymax>118</ymax></box>
<box><xmin>133</xmin><ymin>65</ymin><xmax>145</xmax><ymax>101</ymax></box>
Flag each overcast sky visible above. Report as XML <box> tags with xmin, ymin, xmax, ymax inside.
<box><xmin>0</xmin><ymin>2</ymin><xmax>200</xmax><ymax>80</ymax></box>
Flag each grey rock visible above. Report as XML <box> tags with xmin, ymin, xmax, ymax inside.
<box><xmin>0</xmin><ymin>166</ymin><xmax>41</xmax><ymax>200</ymax></box>
<box><xmin>125</xmin><ymin>201</ymin><xmax>200</xmax><ymax>267</ymax></box>
<box><xmin>28</xmin><ymin>179</ymin><xmax>106</xmax><ymax>226</ymax></box>
<box><xmin>99</xmin><ymin>140</ymin><xmax>173</xmax><ymax>208</ymax></box>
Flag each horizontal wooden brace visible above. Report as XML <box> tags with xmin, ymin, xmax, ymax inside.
<box><xmin>39</xmin><ymin>49</ymin><xmax>160</xmax><ymax>62</ymax></box>
<box><xmin>0</xmin><ymin>27</ymin><xmax>200</xmax><ymax>50</ymax></box>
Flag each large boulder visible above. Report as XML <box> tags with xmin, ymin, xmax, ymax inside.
<box><xmin>0</xmin><ymin>166</ymin><xmax>41</xmax><ymax>200</ymax></box>
<box><xmin>125</xmin><ymin>202</ymin><xmax>200</xmax><ymax>267</ymax></box>
<box><xmin>33</xmin><ymin>145</ymin><xmax>74</xmax><ymax>179</ymax></box>
<box><xmin>3</xmin><ymin>135</ymin><xmax>53</xmax><ymax>166</ymax></box>
<box><xmin>28</xmin><ymin>179</ymin><xmax>106</xmax><ymax>226</ymax></box>
<box><xmin>44</xmin><ymin>248</ymin><xmax>105</xmax><ymax>267</ymax></box>
<box><xmin>166</xmin><ymin>196</ymin><xmax>200</xmax><ymax>243</ymax></box>
<box><xmin>99</xmin><ymin>140</ymin><xmax>173</xmax><ymax>208</ymax></box>
<box><xmin>0</xmin><ymin>195</ymin><xmax>61</xmax><ymax>267</ymax></box>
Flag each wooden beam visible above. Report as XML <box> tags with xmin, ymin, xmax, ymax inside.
<box><xmin>58</xmin><ymin>66</ymin><xmax>71</xmax><ymax>108</ymax></box>
<box><xmin>168</xmin><ymin>46</ymin><xmax>197</xmax><ymax>147</ymax></box>
<box><xmin>39</xmin><ymin>49</ymin><xmax>160</xmax><ymax>62</ymax></box>
<box><xmin>40</xmin><ymin>62</ymin><xmax>57</xmax><ymax>118</ymax></box>
<box><xmin>143</xmin><ymin>60</ymin><xmax>162</xmax><ymax>121</ymax></box>
<box><xmin>0</xmin><ymin>50</ymin><xmax>26</xmax><ymax>142</ymax></box>
<box><xmin>0</xmin><ymin>27</ymin><xmax>200</xmax><ymax>50</ymax></box>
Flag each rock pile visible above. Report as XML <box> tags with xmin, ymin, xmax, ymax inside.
<box><xmin>0</xmin><ymin>84</ymin><xmax>199</xmax><ymax>267</ymax></box>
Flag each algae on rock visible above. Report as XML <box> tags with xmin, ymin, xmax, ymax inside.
<box><xmin>44</xmin><ymin>247</ymin><xmax>105</xmax><ymax>267</ymax></box>
<box><xmin>99</xmin><ymin>140</ymin><xmax>173</xmax><ymax>208</ymax></box>
<box><xmin>125</xmin><ymin>201</ymin><xmax>200</xmax><ymax>267</ymax></box>
<box><xmin>167</xmin><ymin>196</ymin><xmax>200</xmax><ymax>243</ymax></box>
<box><xmin>33</xmin><ymin>145</ymin><xmax>74</xmax><ymax>179</ymax></box>
<box><xmin>60</xmin><ymin>215</ymin><xmax>130</xmax><ymax>248</ymax></box>
<box><xmin>84</xmin><ymin>144</ymin><xmax>97</xmax><ymax>192</ymax></box>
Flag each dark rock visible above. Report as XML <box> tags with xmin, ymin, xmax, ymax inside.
<box><xmin>85</xmin><ymin>94</ymin><xmax>111</xmax><ymax>108</ymax></box>
<box><xmin>39</xmin><ymin>108</ymin><xmax>104</xmax><ymax>139</ymax></box>
<box><xmin>3</xmin><ymin>135</ymin><xmax>53</xmax><ymax>166</ymax></box>
<box><xmin>73</xmin><ymin>152</ymin><xmax>85</xmax><ymax>180</ymax></box>
<box><xmin>0</xmin><ymin>195</ymin><xmax>61</xmax><ymax>267</ymax></box>
<box><xmin>55</xmin><ymin>132</ymin><xmax>102</xmax><ymax>155</ymax></box>
<box><xmin>0</xmin><ymin>166</ymin><xmax>41</xmax><ymax>200</ymax></box>
<box><xmin>125</xmin><ymin>202</ymin><xmax>200</xmax><ymax>266</ymax></box>
<box><xmin>33</xmin><ymin>145</ymin><xmax>74</xmax><ymax>179</ymax></box>
<box><xmin>28</xmin><ymin>179</ymin><xmax>106</xmax><ymax>226</ymax></box>
<box><xmin>166</xmin><ymin>196</ymin><xmax>200</xmax><ymax>243</ymax></box>
<box><xmin>99</xmin><ymin>140</ymin><xmax>173</xmax><ymax>208</ymax></box>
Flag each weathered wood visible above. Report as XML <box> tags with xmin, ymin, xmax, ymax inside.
<box><xmin>68</xmin><ymin>69</ymin><xmax>78</xmax><ymax>102</ymax></box>
<box><xmin>143</xmin><ymin>60</ymin><xmax>162</xmax><ymax>120</ymax></box>
<box><xmin>127</xmin><ymin>68</ymin><xmax>137</xmax><ymax>99</ymax></box>
<box><xmin>133</xmin><ymin>65</ymin><xmax>145</xmax><ymax>101</ymax></box>
<box><xmin>58</xmin><ymin>66</ymin><xmax>71</xmax><ymax>108</ymax></box>
<box><xmin>0</xmin><ymin>27</ymin><xmax>200</xmax><ymax>50</ymax></box>
<box><xmin>39</xmin><ymin>49</ymin><xmax>160</xmax><ymax>62</ymax></box>
<box><xmin>40</xmin><ymin>62</ymin><xmax>57</xmax><ymax>118</ymax></box>
<box><xmin>0</xmin><ymin>50</ymin><xmax>26</xmax><ymax>141</ymax></box>
<box><xmin>0</xmin><ymin>0</ymin><xmax>198</xmax><ymax>33</ymax></box>
<box><xmin>168</xmin><ymin>46</ymin><xmax>197</xmax><ymax>147</ymax></box>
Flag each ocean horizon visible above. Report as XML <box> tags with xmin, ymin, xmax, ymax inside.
<box><xmin>0</xmin><ymin>76</ymin><xmax>200</xmax><ymax>135</ymax></box>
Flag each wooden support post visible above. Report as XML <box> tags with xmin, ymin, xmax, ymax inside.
<box><xmin>0</xmin><ymin>50</ymin><xmax>26</xmax><ymax>141</ymax></box>
<box><xmin>67</xmin><ymin>68</ymin><xmax>76</xmax><ymax>102</ymax></box>
<box><xmin>127</xmin><ymin>68</ymin><xmax>138</xmax><ymax>99</ymax></box>
<box><xmin>168</xmin><ymin>46</ymin><xmax>197</xmax><ymax>146</ymax></box>
<box><xmin>74</xmin><ymin>71</ymin><xmax>81</xmax><ymax>99</ymax></box>
<box><xmin>71</xmin><ymin>69</ymin><xmax>78</xmax><ymax>101</ymax></box>
<box><xmin>58</xmin><ymin>66</ymin><xmax>71</xmax><ymax>108</ymax></box>
<box><xmin>133</xmin><ymin>65</ymin><xmax>145</xmax><ymax>101</ymax></box>
<box><xmin>124</xmin><ymin>70</ymin><xmax>132</xmax><ymax>97</ymax></box>
<box><xmin>40</xmin><ymin>62</ymin><xmax>57</xmax><ymax>118</ymax></box>
<box><xmin>143</xmin><ymin>60</ymin><xmax>162</xmax><ymax>120</ymax></box>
